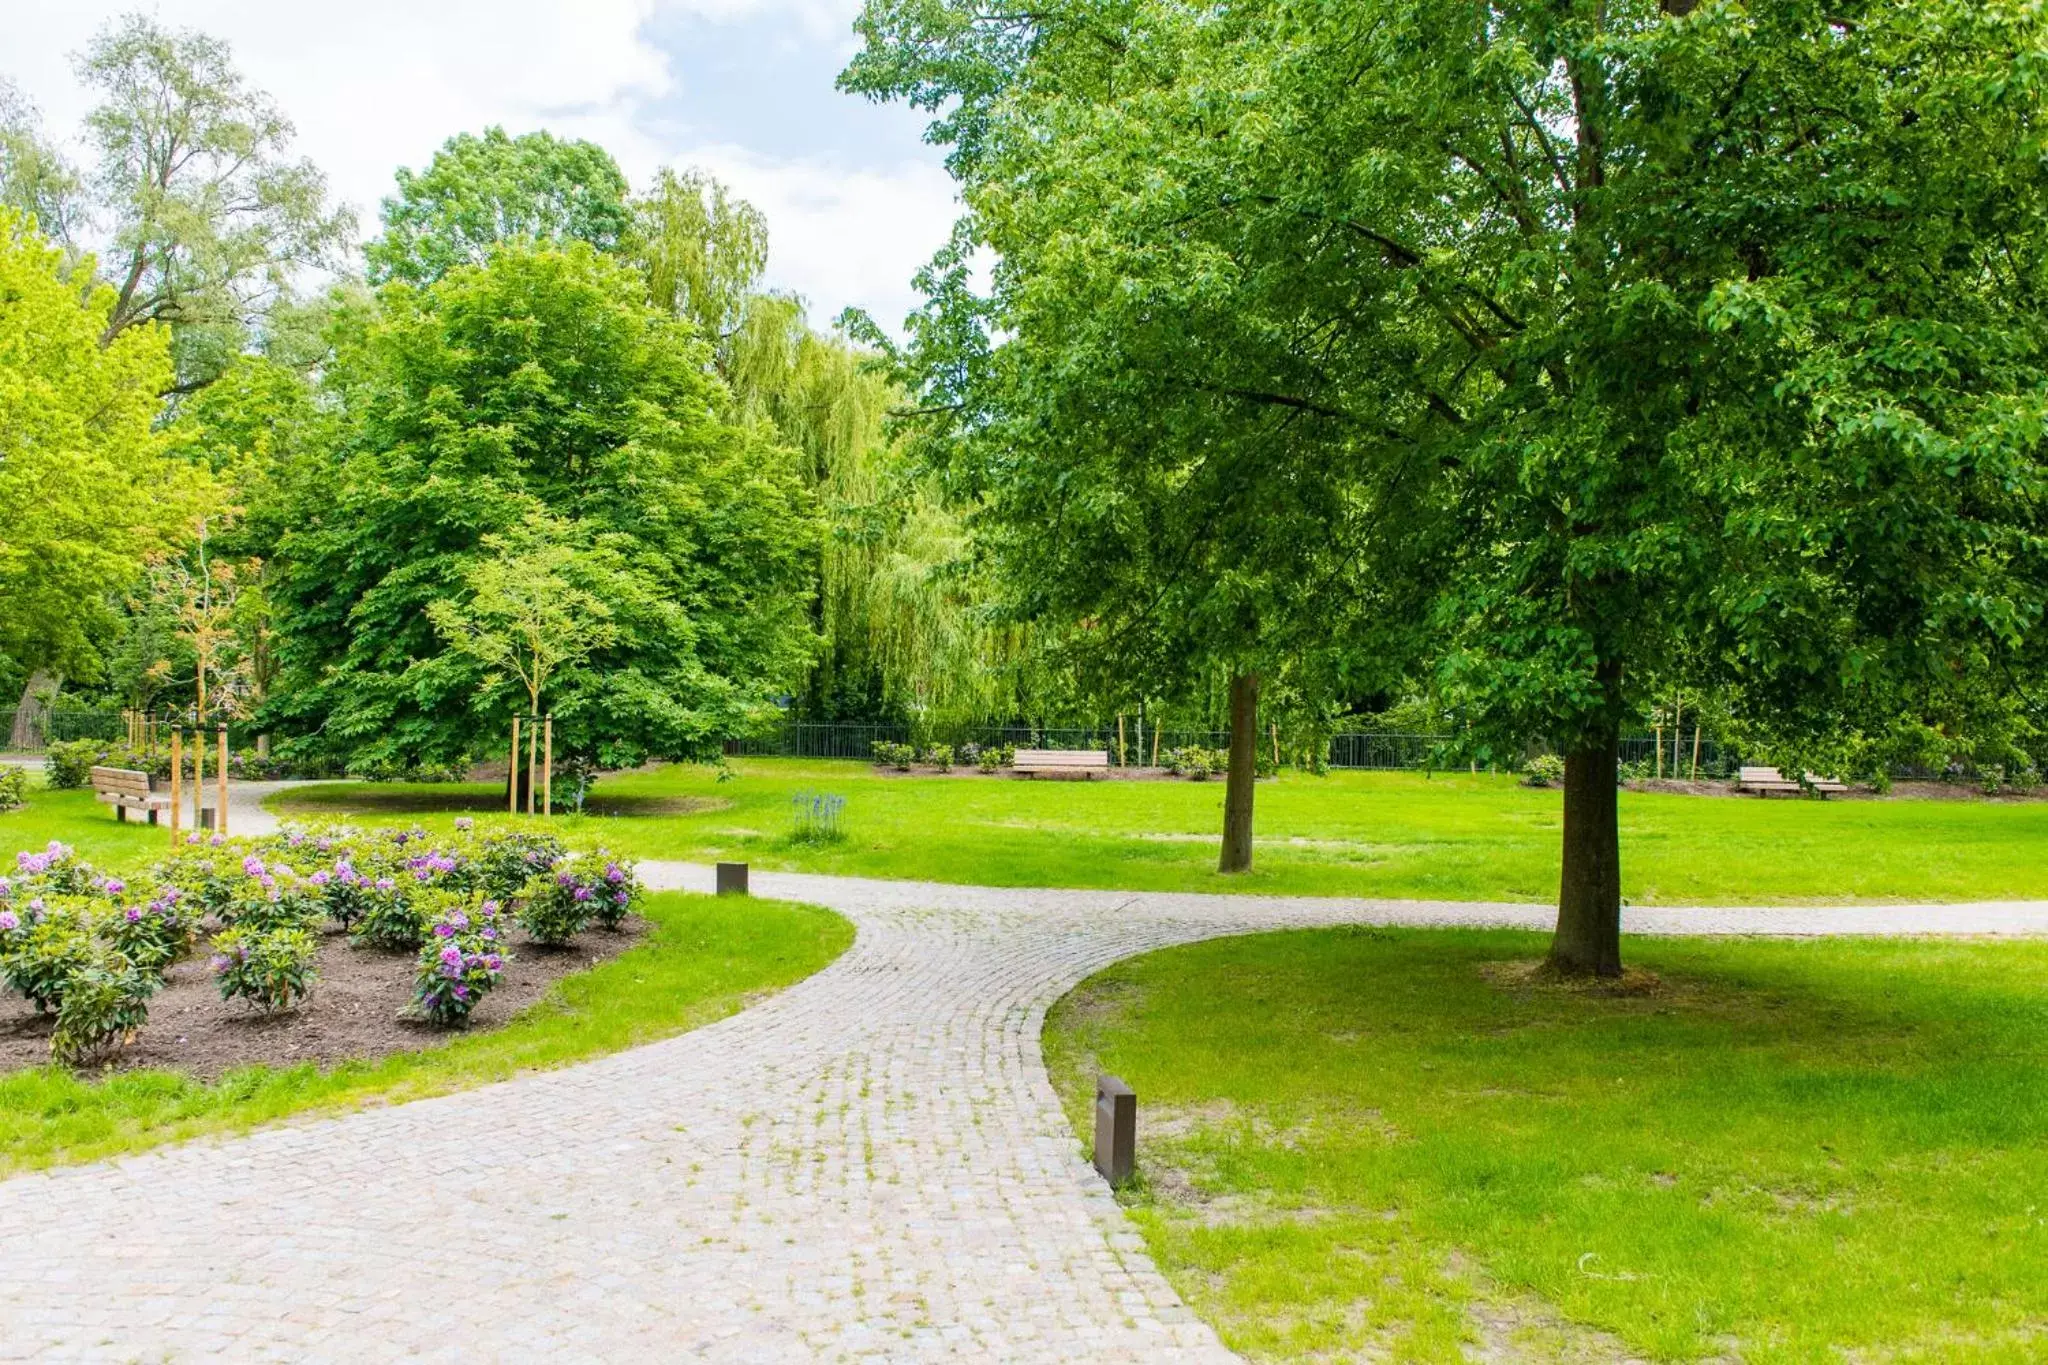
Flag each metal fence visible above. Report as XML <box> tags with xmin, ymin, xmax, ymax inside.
<box><xmin>727</xmin><ymin>720</ymin><xmax>1740</xmax><ymax>773</ymax></box>
<box><xmin>0</xmin><ymin>707</ymin><xmax>129</xmax><ymax>755</ymax></box>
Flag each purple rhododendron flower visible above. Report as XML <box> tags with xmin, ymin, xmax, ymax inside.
<box><xmin>440</xmin><ymin>945</ymin><xmax>462</xmax><ymax>966</ymax></box>
<box><xmin>375</xmin><ymin>878</ymin><xmax>396</xmax><ymax>892</ymax></box>
<box><xmin>481</xmin><ymin>926</ymin><xmax>497</xmax><ymax>941</ymax></box>
<box><xmin>484</xmin><ymin>955</ymin><xmax>503</xmax><ymax>972</ymax></box>
<box><xmin>104</xmin><ymin>877</ymin><xmax>126</xmax><ymax>894</ymax></box>
<box><xmin>210</xmin><ymin>834</ymin><xmax>225</xmax><ymax>847</ymax></box>
<box><xmin>0</xmin><ymin>911</ymin><xmax>17</xmax><ymax>932</ymax></box>
<box><xmin>606</xmin><ymin>867</ymin><xmax>624</xmax><ymax>884</ymax></box>
<box><xmin>309</xmin><ymin>870</ymin><xmax>331</xmax><ymax>887</ymax></box>
<box><xmin>124</xmin><ymin>907</ymin><xmax>141</xmax><ymax>922</ymax></box>
<box><xmin>452</xmin><ymin>985</ymin><xmax>470</xmax><ymax>1001</ymax></box>
<box><xmin>614</xmin><ymin>892</ymin><xmax>629</xmax><ymax>906</ymax></box>
<box><xmin>573</xmin><ymin>886</ymin><xmax>592</xmax><ymax>902</ymax></box>
<box><xmin>454</xmin><ymin>817</ymin><xmax>473</xmax><ymax>831</ymax></box>
<box><xmin>481</xmin><ymin>900</ymin><xmax>499</xmax><ymax>915</ymax></box>
<box><xmin>434</xmin><ymin>923</ymin><xmax>455</xmax><ymax>938</ymax></box>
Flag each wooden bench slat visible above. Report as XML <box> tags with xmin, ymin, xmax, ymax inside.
<box><xmin>1012</xmin><ymin>748</ymin><xmax>1111</xmax><ymax>779</ymax></box>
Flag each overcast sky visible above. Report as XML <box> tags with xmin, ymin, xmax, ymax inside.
<box><xmin>1</xmin><ymin>0</ymin><xmax>958</xmax><ymax>330</ymax></box>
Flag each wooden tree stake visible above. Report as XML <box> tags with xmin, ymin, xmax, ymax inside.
<box><xmin>1117</xmin><ymin>714</ymin><xmax>1126</xmax><ymax>767</ymax></box>
<box><xmin>543</xmin><ymin>714</ymin><xmax>553</xmax><ymax>817</ymax></box>
<box><xmin>526</xmin><ymin>716</ymin><xmax>538</xmax><ymax>816</ymax></box>
<box><xmin>508</xmin><ymin>717</ymin><xmax>521</xmax><ymax>814</ymax></box>
<box><xmin>1691</xmin><ymin>725</ymin><xmax>1703</xmax><ymax>780</ymax></box>
<box><xmin>217</xmin><ymin>724</ymin><xmax>229</xmax><ymax>837</ymax></box>
<box><xmin>168</xmin><ymin>728</ymin><xmax>183</xmax><ymax>845</ymax></box>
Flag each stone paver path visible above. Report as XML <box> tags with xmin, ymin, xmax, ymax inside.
<box><xmin>4</xmin><ymin>790</ymin><xmax>2046</xmax><ymax>1360</ymax></box>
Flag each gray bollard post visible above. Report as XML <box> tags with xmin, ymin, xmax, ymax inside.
<box><xmin>1094</xmin><ymin>1073</ymin><xmax>1136</xmax><ymax>1186</ymax></box>
<box><xmin>715</xmin><ymin>861</ymin><xmax>749</xmax><ymax>896</ymax></box>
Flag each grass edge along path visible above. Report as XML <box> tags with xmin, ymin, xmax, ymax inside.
<box><xmin>1044</xmin><ymin>926</ymin><xmax>2048</xmax><ymax>1363</ymax></box>
<box><xmin>268</xmin><ymin>761</ymin><xmax>2048</xmax><ymax>906</ymax></box>
<box><xmin>0</xmin><ymin>891</ymin><xmax>852</xmax><ymax>1177</ymax></box>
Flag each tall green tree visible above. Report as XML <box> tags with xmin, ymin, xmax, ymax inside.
<box><xmin>366</xmin><ymin>127</ymin><xmax>632</xmax><ymax>287</ymax></box>
<box><xmin>0</xmin><ymin>80</ymin><xmax>81</xmax><ymax>245</ymax></box>
<box><xmin>74</xmin><ymin>14</ymin><xmax>354</xmax><ymax>389</ymax></box>
<box><xmin>0</xmin><ymin>211</ymin><xmax>200</xmax><ymax>737</ymax></box>
<box><xmin>268</xmin><ymin>242</ymin><xmax>817</xmax><ymax>775</ymax></box>
<box><xmin>849</xmin><ymin>0</ymin><xmax>2048</xmax><ymax>955</ymax></box>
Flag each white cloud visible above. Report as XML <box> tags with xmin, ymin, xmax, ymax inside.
<box><xmin>0</xmin><ymin>0</ymin><xmax>952</xmax><ymax>327</ymax></box>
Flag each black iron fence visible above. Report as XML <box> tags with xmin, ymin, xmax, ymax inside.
<box><xmin>727</xmin><ymin>720</ymin><xmax>1742</xmax><ymax>774</ymax></box>
<box><xmin>0</xmin><ymin>707</ymin><xmax>129</xmax><ymax>754</ymax></box>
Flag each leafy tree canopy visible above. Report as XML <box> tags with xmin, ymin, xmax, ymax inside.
<box><xmin>0</xmin><ymin>211</ymin><xmax>203</xmax><ymax>679</ymax></box>
<box><xmin>75</xmin><ymin>14</ymin><xmax>354</xmax><ymax>389</ymax></box>
<box><xmin>366</xmin><ymin>127</ymin><xmax>632</xmax><ymax>287</ymax></box>
<box><xmin>268</xmin><ymin>242</ymin><xmax>819</xmax><ymax>774</ymax></box>
<box><xmin>849</xmin><ymin>0</ymin><xmax>2048</xmax><ymax>966</ymax></box>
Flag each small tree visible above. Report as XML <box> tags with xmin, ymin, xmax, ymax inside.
<box><xmin>427</xmin><ymin>511</ymin><xmax>619</xmax><ymax>732</ymax></box>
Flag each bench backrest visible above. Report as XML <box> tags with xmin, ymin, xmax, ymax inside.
<box><xmin>89</xmin><ymin>766</ymin><xmax>153</xmax><ymax>796</ymax></box>
<box><xmin>1012</xmin><ymin>748</ymin><xmax>1109</xmax><ymax>768</ymax></box>
<box><xmin>1737</xmin><ymin>766</ymin><xmax>1792</xmax><ymax>784</ymax></box>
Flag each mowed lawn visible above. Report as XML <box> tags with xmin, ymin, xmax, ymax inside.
<box><xmin>1044</xmin><ymin>930</ymin><xmax>2048</xmax><ymax>1363</ymax></box>
<box><xmin>267</xmin><ymin>759</ymin><xmax>2048</xmax><ymax>905</ymax></box>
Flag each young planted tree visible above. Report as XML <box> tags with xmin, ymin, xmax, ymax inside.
<box><xmin>427</xmin><ymin>511</ymin><xmax>619</xmax><ymax>726</ymax></box>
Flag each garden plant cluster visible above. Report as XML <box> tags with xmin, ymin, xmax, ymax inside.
<box><xmin>870</xmin><ymin>741</ymin><xmax>1017</xmax><ymax>773</ymax></box>
<box><xmin>43</xmin><ymin>738</ymin><xmax>329</xmax><ymax>788</ymax></box>
<box><xmin>0</xmin><ymin>822</ymin><xmax>643</xmax><ymax>1066</ymax></box>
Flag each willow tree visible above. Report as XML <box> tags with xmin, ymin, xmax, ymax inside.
<box><xmin>850</xmin><ymin>0</ymin><xmax>2048</xmax><ymax>939</ymax></box>
<box><xmin>631</xmin><ymin>167</ymin><xmax>1022</xmax><ymax>730</ymax></box>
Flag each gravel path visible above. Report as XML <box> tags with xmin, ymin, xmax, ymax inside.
<box><xmin>1</xmin><ymin>789</ymin><xmax>2044</xmax><ymax>1361</ymax></box>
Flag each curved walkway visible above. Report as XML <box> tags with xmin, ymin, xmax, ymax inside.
<box><xmin>3</xmin><ymin>807</ymin><xmax>2047</xmax><ymax>1360</ymax></box>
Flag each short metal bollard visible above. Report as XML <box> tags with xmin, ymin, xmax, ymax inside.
<box><xmin>1094</xmin><ymin>1073</ymin><xmax>1136</xmax><ymax>1186</ymax></box>
<box><xmin>715</xmin><ymin>861</ymin><xmax>749</xmax><ymax>896</ymax></box>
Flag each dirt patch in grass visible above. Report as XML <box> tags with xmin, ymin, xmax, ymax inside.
<box><xmin>1478</xmin><ymin>958</ymin><xmax>1668</xmax><ymax>998</ymax></box>
<box><xmin>0</xmin><ymin>918</ymin><xmax>645</xmax><ymax>1082</ymax></box>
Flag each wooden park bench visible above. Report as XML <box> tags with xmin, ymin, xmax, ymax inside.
<box><xmin>1737</xmin><ymin>765</ymin><xmax>1848</xmax><ymax>798</ymax></box>
<box><xmin>1011</xmin><ymin>748</ymin><xmax>1111</xmax><ymax>780</ymax></box>
<box><xmin>90</xmin><ymin>766</ymin><xmax>173</xmax><ymax>824</ymax></box>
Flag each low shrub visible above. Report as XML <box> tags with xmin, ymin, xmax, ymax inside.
<box><xmin>518</xmin><ymin>863</ymin><xmax>595</xmax><ymax>945</ymax></box>
<box><xmin>1522</xmin><ymin>754</ymin><xmax>1565</xmax><ymax>787</ymax></box>
<box><xmin>51</xmin><ymin>950</ymin><xmax>156</xmax><ymax>1065</ymax></box>
<box><xmin>1</xmin><ymin>905</ymin><xmax>93</xmax><ymax>1013</ymax></box>
<box><xmin>218</xmin><ymin>855</ymin><xmax>322</xmax><ymax>933</ymax></box>
<box><xmin>978</xmin><ymin>744</ymin><xmax>1013</xmax><ymax>773</ymax></box>
<box><xmin>871</xmin><ymin>740</ymin><xmax>915</xmax><ymax>770</ymax></box>
<box><xmin>210</xmin><ymin>925</ymin><xmax>318</xmax><ymax>1013</ymax></box>
<box><xmin>349</xmin><ymin>878</ymin><xmax>425</xmax><ymax>951</ymax></box>
<box><xmin>958</xmin><ymin>742</ymin><xmax>981</xmax><ymax>769</ymax></box>
<box><xmin>409</xmin><ymin>894</ymin><xmax>510</xmax><ymax>1026</ymax></box>
<box><xmin>152</xmin><ymin>845</ymin><xmax>242</xmax><ymax>919</ymax></box>
<box><xmin>474</xmin><ymin>828</ymin><xmax>567</xmax><ymax>900</ymax></box>
<box><xmin>923</xmin><ymin>744</ymin><xmax>955</xmax><ymax>772</ymax></box>
<box><xmin>43</xmin><ymin>740</ymin><xmax>101</xmax><ymax>790</ymax></box>
<box><xmin>0</xmin><ymin>767</ymin><xmax>25</xmax><ymax>812</ymax></box>
<box><xmin>102</xmin><ymin>889</ymin><xmax>196</xmax><ymax>976</ymax></box>
<box><xmin>1166</xmin><ymin>746</ymin><xmax>1228</xmax><ymax>780</ymax></box>
<box><xmin>16</xmin><ymin>840</ymin><xmax>96</xmax><ymax>896</ymax></box>
<box><xmin>585</xmin><ymin>851</ymin><xmax>641</xmax><ymax>931</ymax></box>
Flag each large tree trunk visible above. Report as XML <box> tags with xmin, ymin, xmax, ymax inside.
<box><xmin>1219</xmin><ymin>671</ymin><xmax>1259</xmax><ymax>874</ymax></box>
<box><xmin>10</xmin><ymin>671</ymin><xmax>60</xmax><ymax>751</ymax></box>
<box><xmin>1549</xmin><ymin>719</ymin><xmax>1623</xmax><ymax>977</ymax></box>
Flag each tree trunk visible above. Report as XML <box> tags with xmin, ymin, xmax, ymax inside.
<box><xmin>10</xmin><ymin>671</ymin><xmax>60</xmax><ymax>751</ymax></box>
<box><xmin>1550</xmin><ymin>720</ymin><xmax>1623</xmax><ymax>977</ymax></box>
<box><xmin>1219</xmin><ymin>671</ymin><xmax>1259</xmax><ymax>874</ymax></box>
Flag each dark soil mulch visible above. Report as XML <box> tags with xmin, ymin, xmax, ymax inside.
<box><xmin>0</xmin><ymin>918</ymin><xmax>646</xmax><ymax>1082</ymax></box>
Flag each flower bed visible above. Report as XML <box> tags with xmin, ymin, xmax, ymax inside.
<box><xmin>0</xmin><ymin>824</ymin><xmax>648</xmax><ymax>1075</ymax></box>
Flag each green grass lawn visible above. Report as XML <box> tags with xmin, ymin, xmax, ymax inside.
<box><xmin>268</xmin><ymin>759</ymin><xmax>2048</xmax><ymax>905</ymax></box>
<box><xmin>1044</xmin><ymin>930</ymin><xmax>2048</xmax><ymax>1363</ymax></box>
<box><xmin>0</xmin><ymin>890</ymin><xmax>850</xmax><ymax>1175</ymax></box>
<box><xmin>0</xmin><ymin>781</ymin><xmax>180</xmax><ymax>868</ymax></box>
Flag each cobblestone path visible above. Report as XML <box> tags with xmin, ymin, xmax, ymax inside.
<box><xmin>4</xmin><ymin>802</ymin><xmax>2045</xmax><ymax>1360</ymax></box>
